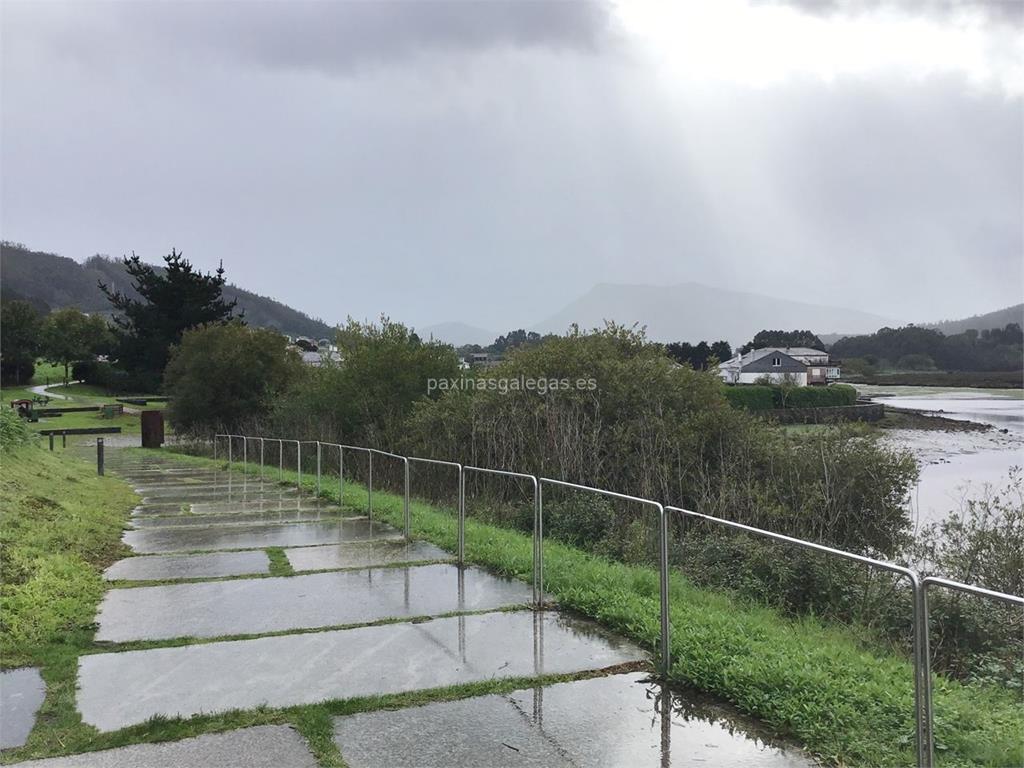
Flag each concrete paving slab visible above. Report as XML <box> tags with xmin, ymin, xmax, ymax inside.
<box><xmin>8</xmin><ymin>725</ymin><xmax>316</xmax><ymax>767</ymax></box>
<box><xmin>104</xmin><ymin>551</ymin><xmax>271</xmax><ymax>581</ymax></box>
<box><xmin>140</xmin><ymin>489</ymin><xmax>302</xmax><ymax>503</ymax></box>
<box><xmin>130</xmin><ymin>501</ymin><xmax>337</xmax><ymax>520</ymax></box>
<box><xmin>78</xmin><ymin>611</ymin><xmax>643</xmax><ymax>731</ymax></box>
<box><xmin>123</xmin><ymin>519</ymin><xmax>399</xmax><ymax>553</ymax></box>
<box><xmin>131</xmin><ymin>499</ymin><xmax>336</xmax><ymax>516</ymax></box>
<box><xmin>0</xmin><ymin>668</ymin><xmax>46</xmax><ymax>749</ymax></box>
<box><xmin>129</xmin><ymin>510</ymin><xmax>354</xmax><ymax>528</ymax></box>
<box><xmin>186</xmin><ymin>499</ymin><xmax>334</xmax><ymax>514</ymax></box>
<box><xmin>95</xmin><ymin>563</ymin><xmax>531</xmax><ymax>641</ymax></box>
<box><xmin>286</xmin><ymin>541</ymin><xmax>451</xmax><ymax>571</ymax></box>
<box><xmin>332</xmin><ymin>673</ymin><xmax>812</xmax><ymax>768</ymax></box>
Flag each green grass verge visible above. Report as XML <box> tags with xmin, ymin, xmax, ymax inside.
<box><xmin>29</xmin><ymin>409</ymin><xmax>146</xmax><ymax>435</ymax></box>
<box><xmin>1</xmin><ymin>445</ymin><xmax>138</xmax><ymax>666</ymax></box>
<box><xmin>147</xmin><ymin>447</ymin><xmax>1024</xmax><ymax>768</ymax></box>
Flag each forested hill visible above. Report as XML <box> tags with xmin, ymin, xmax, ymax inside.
<box><xmin>925</xmin><ymin>304</ymin><xmax>1024</xmax><ymax>336</ymax></box>
<box><xmin>0</xmin><ymin>242</ymin><xmax>335</xmax><ymax>339</ymax></box>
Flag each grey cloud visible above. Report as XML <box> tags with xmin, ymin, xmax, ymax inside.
<box><xmin>1</xmin><ymin>1</ymin><xmax>1020</xmax><ymax>333</ymax></box>
<box><xmin>51</xmin><ymin>0</ymin><xmax>614</xmax><ymax>74</ymax></box>
<box><xmin>755</xmin><ymin>0</ymin><xmax>1024</xmax><ymax>26</ymax></box>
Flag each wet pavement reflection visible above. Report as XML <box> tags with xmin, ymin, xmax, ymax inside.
<box><xmin>332</xmin><ymin>673</ymin><xmax>812</xmax><ymax>767</ymax></box>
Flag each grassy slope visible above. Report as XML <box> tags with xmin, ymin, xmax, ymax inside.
<box><xmin>0</xmin><ymin>446</ymin><xmax>138</xmax><ymax>666</ymax></box>
<box><xmin>150</xmin><ymin>448</ymin><xmax>1024</xmax><ymax>768</ymax></box>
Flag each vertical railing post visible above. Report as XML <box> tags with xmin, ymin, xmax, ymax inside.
<box><xmin>457</xmin><ymin>465</ymin><xmax>465</xmax><ymax>565</ymax></box>
<box><xmin>62</xmin><ymin>432</ymin><xmax>67</xmax><ymax>448</ymax></box>
<box><xmin>368</xmin><ymin>452</ymin><xmax>373</xmax><ymax>520</ymax></box>
<box><xmin>339</xmin><ymin>446</ymin><xmax>344</xmax><ymax>505</ymax></box>
<box><xmin>213</xmin><ymin>434</ymin><xmax>218</xmax><ymax>461</ymax></box>
<box><xmin>242</xmin><ymin>436</ymin><xmax>247</xmax><ymax>473</ymax></box>
<box><xmin>49</xmin><ymin>433</ymin><xmax>54</xmax><ymax>451</ymax></box>
<box><xmin>914</xmin><ymin>577</ymin><xmax>932</xmax><ymax>768</ymax></box>
<box><xmin>316</xmin><ymin>441</ymin><xmax>322</xmax><ymax>496</ymax></box>
<box><xmin>279</xmin><ymin>439</ymin><xmax>284</xmax><ymax>481</ymax></box>
<box><xmin>657</xmin><ymin>504</ymin><xmax>670</xmax><ymax>678</ymax></box>
<box><xmin>228</xmin><ymin>436</ymin><xmax>233</xmax><ymax>466</ymax></box>
<box><xmin>96</xmin><ymin>438</ymin><xmax>105</xmax><ymax>476</ymax></box>
<box><xmin>403</xmin><ymin>457</ymin><xmax>410</xmax><ymax>539</ymax></box>
<box><xmin>297</xmin><ymin>441</ymin><xmax>302</xmax><ymax>492</ymax></box>
<box><xmin>535</xmin><ymin>480</ymin><xmax>543</xmax><ymax>607</ymax></box>
<box><xmin>259</xmin><ymin>438</ymin><xmax>265</xmax><ymax>480</ymax></box>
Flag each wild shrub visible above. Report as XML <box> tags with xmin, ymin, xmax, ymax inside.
<box><xmin>0</xmin><ymin>408</ymin><xmax>34</xmax><ymax>451</ymax></box>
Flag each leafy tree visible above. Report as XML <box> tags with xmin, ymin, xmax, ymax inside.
<box><xmin>164</xmin><ymin>323</ymin><xmax>302</xmax><ymax>433</ymax></box>
<box><xmin>831</xmin><ymin>324</ymin><xmax>1022</xmax><ymax>372</ymax></box>
<box><xmin>739</xmin><ymin>329</ymin><xmax>824</xmax><ymax>354</ymax></box>
<box><xmin>39</xmin><ymin>308</ymin><xmax>111</xmax><ymax>386</ymax></box>
<box><xmin>0</xmin><ymin>300</ymin><xmax>42</xmax><ymax>386</ymax></box>
<box><xmin>269</xmin><ymin>316</ymin><xmax>460</xmax><ymax>445</ymax></box>
<box><xmin>665</xmin><ymin>339</ymin><xmax>731</xmax><ymax>369</ymax></box>
<box><xmin>99</xmin><ymin>250</ymin><xmax>238</xmax><ymax>391</ymax></box>
<box><xmin>710</xmin><ymin>340</ymin><xmax>733</xmax><ymax>361</ymax></box>
<box><xmin>896</xmin><ymin>353</ymin><xmax>936</xmax><ymax>371</ymax></box>
<box><xmin>490</xmin><ymin>329</ymin><xmax>546</xmax><ymax>354</ymax></box>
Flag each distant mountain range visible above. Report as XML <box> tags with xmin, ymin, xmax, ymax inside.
<box><xmin>7</xmin><ymin>242</ymin><xmax>1016</xmax><ymax>350</ymax></box>
<box><xmin>1</xmin><ymin>243</ymin><xmax>334</xmax><ymax>339</ymax></box>
<box><xmin>924</xmin><ymin>304</ymin><xmax>1024</xmax><ymax>336</ymax></box>
<box><xmin>531</xmin><ymin>282</ymin><xmax>899</xmax><ymax>344</ymax></box>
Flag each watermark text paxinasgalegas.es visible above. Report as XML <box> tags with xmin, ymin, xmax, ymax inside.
<box><xmin>427</xmin><ymin>376</ymin><xmax>597</xmax><ymax>396</ymax></box>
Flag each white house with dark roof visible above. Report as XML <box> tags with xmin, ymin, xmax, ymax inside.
<box><xmin>718</xmin><ymin>347</ymin><xmax>840</xmax><ymax>386</ymax></box>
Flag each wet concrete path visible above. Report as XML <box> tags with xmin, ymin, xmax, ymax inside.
<box><xmin>27</xmin><ymin>448</ymin><xmax>813</xmax><ymax>766</ymax></box>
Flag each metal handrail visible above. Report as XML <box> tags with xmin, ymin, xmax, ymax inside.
<box><xmin>463</xmin><ymin>466</ymin><xmax>541</xmax><ymax>607</ymax></box>
<box><xmin>367</xmin><ymin>448</ymin><xmax>411</xmax><ymax>539</ymax></box>
<box><xmin>408</xmin><ymin>457</ymin><xmax>464</xmax><ymax>564</ymax></box>
<box><xmin>546</xmin><ymin>479</ymin><xmax>669</xmax><ymax>677</ymax></box>
<box><xmin>297</xmin><ymin>440</ymin><xmax>321</xmax><ymax>493</ymax></box>
<box><xmin>203</xmin><ymin>432</ymin><xmax>1024</xmax><ymax>767</ymax></box>
<box><xmin>920</xmin><ymin>576</ymin><xmax>1024</xmax><ymax>768</ymax></box>
<box><xmin>269</xmin><ymin>438</ymin><xmax>301</xmax><ymax>490</ymax></box>
<box><xmin>318</xmin><ymin>442</ymin><xmax>345</xmax><ymax>507</ymax></box>
<box><xmin>339</xmin><ymin>444</ymin><xmax>373</xmax><ymax>519</ymax></box>
<box><xmin>664</xmin><ymin>505</ymin><xmax>929</xmax><ymax>767</ymax></box>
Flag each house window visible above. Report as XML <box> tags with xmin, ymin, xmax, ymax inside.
<box><xmin>772</xmin><ymin>357</ymin><xmax>781</xmax><ymax>367</ymax></box>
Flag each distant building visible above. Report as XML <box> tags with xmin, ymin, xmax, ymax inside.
<box><xmin>718</xmin><ymin>347</ymin><xmax>840</xmax><ymax>386</ymax></box>
<box><xmin>299</xmin><ymin>349</ymin><xmax>342</xmax><ymax>367</ymax></box>
<box><xmin>461</xmin><ymin>351</ymin><xmax>502</xmax><ymax>369</ymax></box>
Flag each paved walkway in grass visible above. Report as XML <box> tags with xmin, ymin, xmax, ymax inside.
<box><xmin>5</xmin><ymin>447</ymin><xmax>813</xmax><ymax>767</ymax></box>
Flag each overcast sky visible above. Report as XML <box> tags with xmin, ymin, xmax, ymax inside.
<box><xmin>2</xmin><ymin>0</ymin><xmax>1021</xmax><ymax>332</ymax></box>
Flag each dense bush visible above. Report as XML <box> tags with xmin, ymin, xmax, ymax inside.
<box><xmin>724</xmin><ymin>383</ymin><xmax>857</xmax><ymax>410</ymax></box>
<box><xmin>0</xmin><ymin>409</ymin><xmax>34</xmax><ymax>451</ymax></box>
<box><xmin>405</xmin><ymin>325</ymin><xmax>915</xmax><ymax>555</ymax></box>
<box><xmin>723</xmin><ymin>385</ymin><xmax>775</xmax><ymax>410</ymax></box>
<box><xmin>266</xmin><ymin>316</ymin><xmax>460</xmax><ymax>446</ymax></box>
<box><xmin>72</xmin><ymin>360</ymin><xmax>113</xmax><ymax>388</ymax></box>
<box><xmin>909</xmin><ymin>471</ymin><xmax>1024</xmax><ymax>688</ymax></box>
<box><xmin>785</xmin><ymin>383</ymin><xmax>858</xmax><ymax>408</ymax></box>
<box><xmin>1</xmin><ymin>358</ymin><xmax>34</xmax><ymax>387</ymax></box>
<box><xmin>164</xmin><ymin>322</ymin><xmax>302</xmax><ymax>433</ymax></box>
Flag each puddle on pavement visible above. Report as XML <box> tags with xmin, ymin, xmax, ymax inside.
<box><xmin>95</xmin><ymin>563</ymin><xmax>532</xmax><ymax>641</ymax></box>
<box><xmin>333</xmin><ymin>672</ymin><xmax>813</xmax><ymax>768</ymax></box>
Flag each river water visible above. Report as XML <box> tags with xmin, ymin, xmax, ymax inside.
<box><xmin>855</xmin><ymin>385</ymin><xmax>1024</xmax><ymax>530</ymax></box>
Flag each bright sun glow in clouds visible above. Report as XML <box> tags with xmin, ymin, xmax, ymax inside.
<box><xmin>612</xmin><ymin>0</ymin><xmax>1023</xmax><ymax>94</ymax></box>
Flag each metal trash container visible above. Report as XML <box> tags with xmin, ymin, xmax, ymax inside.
<box><xmin>140</xmin><ymin>410</ymin><xmax>165</xmax><ymax>448</ymax></box>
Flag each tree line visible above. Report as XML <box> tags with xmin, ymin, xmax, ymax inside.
<box><xmin>832</xmin><ymin>323</ymin><xmax>1023</xmax><ymax>373</ymax></box>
